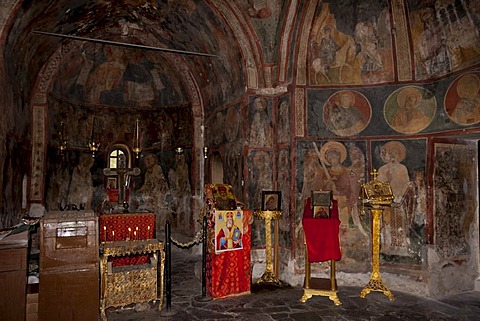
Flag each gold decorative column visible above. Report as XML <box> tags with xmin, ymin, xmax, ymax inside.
<box><xmin>253</xmin><ymin>210</ymin><xmax>287</xmax><ymax>286</ymax></box>
<box><xmin>359</xmin><ymin>169</ymin><xmax>395</xmax><ymax>301</ymax></box>
<box><xmin>359</xmin><ymin>205</ymin><xmax>394</xmax><ymax>300</ymax></box>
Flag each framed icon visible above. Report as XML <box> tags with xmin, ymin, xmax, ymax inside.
<box><xmin>214</xmin><ymin>209</ymin><xmax>244</xmax><ymax>253</ymax></box>
<box><xmin>311</xmin><ymin>190</ymin><xmax>333</xmax><ymax>218</ymax></box>
<box><xmin>313</xmin><ymin>205</ymin><xmax>330</xmax><ymax>218</ymax></box>
<box><xmin>261</xmin><ymin>191</ymin><xmax>282</xmax><ymax>211</ymax></box>
<box><xmin>107</xmin><ymin>177</ymin><xmax>117</xmax><ymax>189</ymax></box>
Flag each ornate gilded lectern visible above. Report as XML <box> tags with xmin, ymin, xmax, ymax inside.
<box><xmin>359</xmin><ymin>169</ymin><xmax>395</xmax><ymax>301</ymax></box>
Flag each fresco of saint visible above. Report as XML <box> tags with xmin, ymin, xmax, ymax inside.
<box><xmin>323</xmin><ymin>90</ymin><xmax>371</xmax><ymax>137</ymax></box>
<box><xmin>445</xmin><ymin>73</ymin><xmax>480</xmax><ymax>125</ymax></box>
<box><xmin>384</xmin><ymin>86</ymin><xmax>436</xmax><ymax>134</ymax></box>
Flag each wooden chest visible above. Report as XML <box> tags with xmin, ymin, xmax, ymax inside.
<box><xmin>39</xmin><ymin>210</ymin><xmax>99</xmax><ymax>321</ymax></box>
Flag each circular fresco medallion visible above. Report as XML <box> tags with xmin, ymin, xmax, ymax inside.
<box><xmin>444</xmin><ymin>72</ymin><xmax>480</xmax><ymax>126</ymax></box>
<box><xmin>384</xmin><ymin>86</ymin><xmax>436</xmax><ymax>134</ymax></box>
<box><xmin>323</xmin><ymin>90</ymin><xmax>371</xmax><ymax>137</ymax></box>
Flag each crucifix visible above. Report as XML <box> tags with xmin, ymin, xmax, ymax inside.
<box><xmin>103</xmin><ymin>165</ymin><xmax>141</xmax><ymax>212</ymax></box>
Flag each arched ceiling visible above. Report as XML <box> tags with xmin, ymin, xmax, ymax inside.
<box><xmin>4</xmin><ymin>0</ymin><xmax>247</xmax><ymax>111</ymax></box>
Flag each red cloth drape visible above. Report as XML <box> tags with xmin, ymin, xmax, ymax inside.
<box><xmin>99</xmin><ymin>213</ymin><xmax>156</xmax><ymax>266</ymax></box>
<box><xmin>302</xmin><ymin>198</ymin><xmax>341</xmax><ymax>262</ymax></box>
<box><xmin>106</xmin><ymin>188</ymin><xmax>130</xmax><ymax>203</ymax></box>
<box><xmin>206</xmin><ymin>210</ymin><xmax>251</xmax><ymax>298</ymax></box>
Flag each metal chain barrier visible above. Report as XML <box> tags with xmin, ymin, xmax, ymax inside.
<box><xmin>170</xmin><ymin>230</ymin><xmax>203</xmax><ymax>249</ymax></box>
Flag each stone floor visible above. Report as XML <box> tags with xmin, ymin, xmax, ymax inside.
<box><xmin>105</xmin><ymin>246</ymin><xmax>480</xmax><ymax>321</ymax></box>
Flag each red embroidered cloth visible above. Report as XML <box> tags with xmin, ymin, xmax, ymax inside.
<box><xmin>302</xmin><ymin>198</ymin><xmax>341</xmax><ymax>262</ymax></box>
<box><xmin>206</xmin><ymin>210</ymin><xmax>252</xmax><ymax>299</ymax></box>
<box><xmin>106</xmin><ymin>188</ymin><xmax>130</xmax><ymax>203</ymax></box>
<box><xmin>99</xmin><ymin>213</ymin><xmax>156</xmax><ymax>267</ymax></box>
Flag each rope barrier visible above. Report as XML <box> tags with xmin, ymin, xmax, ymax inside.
<box><xmin>170</xmin><ymin>230</ymin><xmax>203</xmax><ymax>249</ymax></box>
<box><xmin>165</xmin><ymin>217</ymin><xmax>213</xmax><ymax>306</ymax></box>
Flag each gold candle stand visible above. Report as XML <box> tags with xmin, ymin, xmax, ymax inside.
<box><xmin>253</xmin><ymin>210</ymin><xmax>287</xmax><ymax>286</ymax></box>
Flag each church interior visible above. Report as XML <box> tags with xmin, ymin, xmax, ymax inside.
<box><xmin>1</xmin><ymin>0</ymin><xmax>480</xmax><ymax>320</ymax></box>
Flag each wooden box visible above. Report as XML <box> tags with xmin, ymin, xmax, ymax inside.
<box><xmin>39</xmin><ymin>210</ymin><xmax>99</xmax><ymax>321</ymax></box>
<box><xmin>0</xmin><ymin>230</ymin><xmax>29</xmax><ymax>321</ymax></box>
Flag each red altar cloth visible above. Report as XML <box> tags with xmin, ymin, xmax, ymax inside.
<box><xmin>99</xmin><ymin>213</ymin><xmax>156</xmax><ymax>267</ymax></box>
<box><xmin>302</xmin><ymin>198</ymin><xmax>341</xmax><ymax>262</ymax></box>
<box><xmin>206</xmin><ymin>210</ymin><xmax>252</xmax><ymax>299</ymax></box>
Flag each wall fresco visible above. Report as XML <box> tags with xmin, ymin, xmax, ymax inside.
<box><xmin>408</xmin><ymin>0</ymin><xmax>480</xmax><ymax>81</ymax></box>
<box><xmin>238</xmin><ymin>0</ymin><xmax>287</xmax><ymax>64</ymax></box>
<box><xmin>445</xmin><ymin>72</ymin><xmax>480</xmax><ymax>125</ymax></box>
<box><xmin>371</xmin><ymin>139</ymin><xmax>427</xmax><ymax>264</ymax></box>
<box><xmin>323</xmin><ymin>90</ymin><xmax>371</xmax><ymax>137</ymax></box>
<box><xmin>224</xmin><ymin>105</ymin><xmax>241</xmax><ymax>143</ymax></box>
<box><xmin>249</xmin><ymin>97</ymin><xmax>274</xmax><ymax>147</ymax></box>
<box><xmin>434</xmin><ymin>143</ymin><xmax>475</xmax><ymax>260</ymax></box>
<box><xmin>52</xmin><ymin>44</ymin><xmax>189</xmax><ymax>108</ymax></box>
<box><xmin>307</xmin><ymin>70</ymin><xmax>480</xmax><ymax>138</ymax></box>
<box><xmin>295</xmin><ymin>140</ymin><xmax>370</xmax><ymax>266</ymax></box>
<box><xmin>384</xmin><ymin>86</ymin><xmax>437</xmax><ymax>134</ymax></box>
<box><xmin>308</xmin><ymin>1</ymin><xmax>394</xmax><ymax>86</ymax></box>
<box><xmin>277</xmin><ymin>95</ymin><xmax>291</xmax><ymax>144</ymax></box>
<box><xmin>276</xmin><ymin>148</ymin><xmax>291</xmax><ymax>247</ymax></box>
<box><xmin>247</xmin><ymin>149</ymin><xmax>274</xmax><ymax>246</ymax></box>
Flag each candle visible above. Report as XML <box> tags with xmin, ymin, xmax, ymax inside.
<box><xmin>128</xmin><ymin>227</ymin><xmax>132</xmax><ymax>240</ymax></box>
<box><xmin>136</xmin><ymin>226</ymin><xmax>139</xmax><ymax>240</ymax></box>
<box><xmin>112</xmin><ymin>230</ymin><xmax>115</xmax><ymax>242</ymax></box>
<box><xmin>134</xmin><ymin>230</ymin><xmax>137</xmax><ymax>241</ymax></box>
<box><xmin>147</xmin><ymin>226</ymin><xmax>150</xmax><ymax>239</ymax></box>
<box><xmin>60</xmin><ymin>121</ymin><xmax>65</xmax><ymax>139</ymax></box>
<box><xmin>134</xmin><ymin>118</ymin><xmax>140</xmax><ymax>148</ymax></box>
<box><xmin>103</xmin><ymin>226</ymin><xmax>107</xmax><ymax>242</ymax></box>
<box><xmin>91</xmin><ymin>116</ymin><xmax>96</xmax><ymax>141</ymax></box>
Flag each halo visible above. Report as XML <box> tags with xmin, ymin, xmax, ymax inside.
<box><xmin>335</xmin><ymin>91</ymin><xmax>356</xmax><ymax>106</ymax></box>
<box><xmin>456</xmin><ymin>73</ymin><xmax>480</xmax><ymax>98</ymax></box>
<box><xmin>382</xmin><ymin>141</ymin><xmax>406</xmax><ymax>162</ymax></box>
<box><xmin>396</xmin><ymin>87</ymin><xmax>422</xmax><ymax>107</ymax></box>
<box><xmin>320</xmin><ymin>141</ymin><xmax>347</xmax><ymax>166</ymax></box>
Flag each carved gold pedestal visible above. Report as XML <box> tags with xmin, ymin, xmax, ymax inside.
<box><xmin>301</xmin><ymin>243</ymin><xmax>341</xmax><ymax>305</ymax></box>
<box><xmin>100</xmin><ymin>240</ymin><xmax>165</xmax><ymax>320</ymax></box>
<box><xmin>253</xmin><ymin>210</ymin><xmax>288</xmax><ymax>287</ymax></box>
<box><xmin>360</xmin><ymin>207</ymin><xmax>394</xmax><ymax>301</ymax></box>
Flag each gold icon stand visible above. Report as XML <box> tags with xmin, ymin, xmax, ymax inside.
<box><xmin>253</xmin><ymin>210</ymin><xmax>288</xmax><ymax>287</ymax></box>
<box><xmin>301</xmin><ymin>248</ymin><xmax>341</xmax><ymax>305</ymax></box>
<box><xmin>359</xmin><ymin>169</ymin><xmax>395</xmax><ymax>301</ymax></box>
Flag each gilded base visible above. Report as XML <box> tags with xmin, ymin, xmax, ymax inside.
<box><xmin>301</xmin><ymin>277</ymin><xmax>341</xmax><ymax>305</ymax></box>
<box><xmin>301</xmin><ymin>288</ymin><xmax>341</xmax><ymax>305</ymax></box>
<box><xmin>360</xmin><ymin>274</ymin><xmax>395</xmax><ymax>301</ymax></box>
<box><xmin>256</xmin><ymin>270</ymin><xmax>289</xmax><ymax>287</ymax></box>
